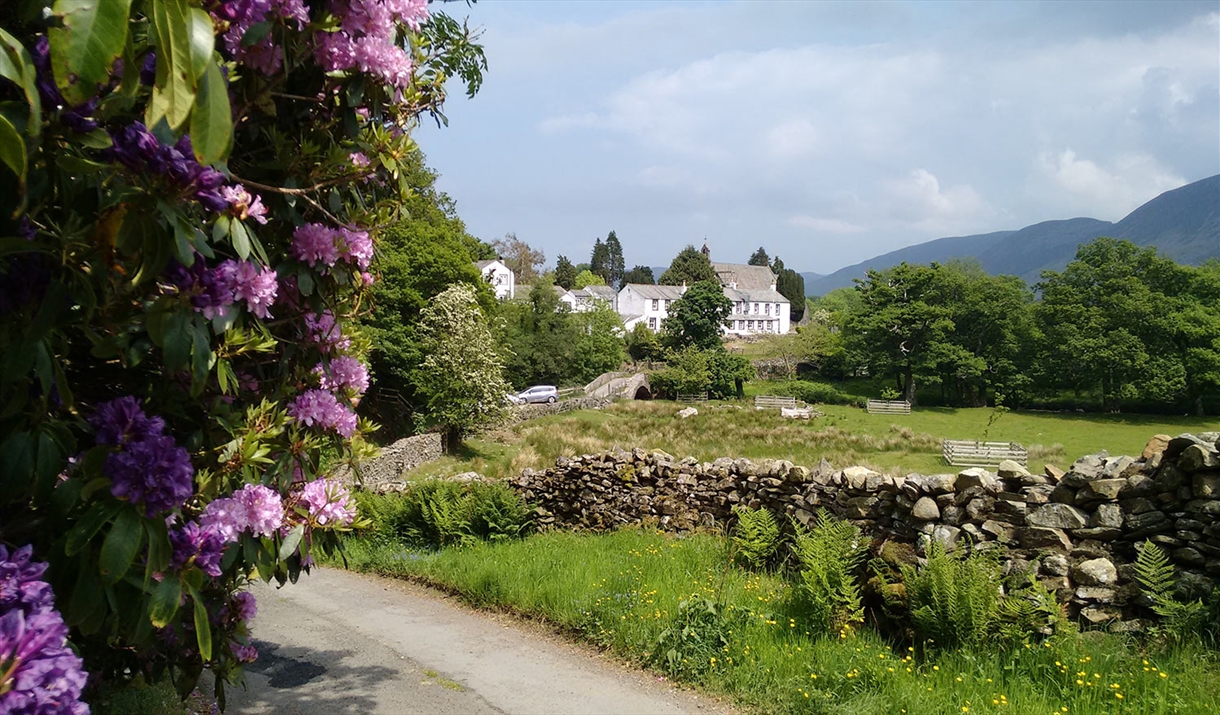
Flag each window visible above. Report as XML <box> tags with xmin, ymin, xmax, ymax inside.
<box><xmin>649</xmin><ymin>317</ymin><xmax>657</xmax><ymax>329</ymax></box>
<box><xmin>651</xmin><ymin>299</ymin><xmax>658</xmax><ymax>311</ymax></box>
<box><xmin>752</xmin><ymin>303</ymin><xmax>758</xmax><ymax>314</ymax></box>
<box><xmin>748</xmin><ymin>320</ymin><xmax>754</xmax><ymax>330</ymax></box>
<box><xmin>765</xmin><ymin>303</ymin><xmax>770</xmax><ymax>315</ymax></box>
<box><xmin>663</xmin><ymin>300</ymin><xmax>670</xmax><ymax>310</ymax></box>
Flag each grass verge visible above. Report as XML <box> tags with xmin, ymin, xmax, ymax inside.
<box><xmin>335</xmin><ymin>528</ymin><xmax>1219</xmax><ymax>715</ymax></box>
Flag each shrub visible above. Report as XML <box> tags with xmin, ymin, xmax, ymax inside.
<box><xmin>765</xmin><ymin>380</ymin><xmax>867</xmax><ymax>407</ymax></box>
<box><xmin>731</xmin><ymin>506</ymin><xmax>781</xmax><ymax>571</ymax></box>
<box><xmin>359</xmin><ymin>481</ymin><xmax>533</xmax><ymax>549</ymax></box>
<box><xmin>901</xmin><ymin>543</ymin><xmax>1002</xmax><ymax>648</ymax></box>
<box><xmin>793</xmin><ymin>512</ymin><xmax>866</xmax><ymax>633</ymax></box>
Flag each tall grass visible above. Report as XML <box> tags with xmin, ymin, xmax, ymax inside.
<box><xmin>401</xmin><ymin>399</ymin><xmax>1217</xmax><ymax>482</ymax></box>
<box><xmin>335</xmin><ymin>528</ymin><xmax>1220</xmax><ymax>715</ymax></box>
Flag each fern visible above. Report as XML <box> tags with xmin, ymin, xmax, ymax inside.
<box><xmin>793</xmin><ymin>511</ymin><xmax>866</xmax><ymax>633</ymax></box>
<box><xmin>731</xmin><ymin>506</ymin><xmax>781</xmax><ymax>571</ymax></box>
<box><xmin>901</xmin><ymin>542</ymin><xmax>1002</xmax><ymax>648</ymax></box>
<box><xmin>1134</xmin><ymin>541</ymin><xmax>1206</xmax><ymax>641</ymax></box>
<box><xmin>997</xmin><ymin>574</ymin><xmax>1061</xmax><ymax>644</ymax></box>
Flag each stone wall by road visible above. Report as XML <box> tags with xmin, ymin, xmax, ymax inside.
<box><xmin>344</xmin><ymin>432</ymin><xmax>443</xmax><ymax>491</ymax></box>
<box><xmin>511</xmin><ymin>432</ymin><xmax>1220</xmax><ymax>622</ymax></box>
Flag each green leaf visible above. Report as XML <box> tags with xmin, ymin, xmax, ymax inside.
<box><xmin>190</xmin><ymin>60</ymin><xmax>231</xmax><ymax>165</ymax></box>
<box><xmin>148</xmin><ymin>575</ymin><xmax>181</xmax><ymax>628</ymax></box>
<box><xmin>0</xmin><ymin>113</ymin><xmax>27</xmax><ymax>194</ymax></box>
<box><xmin>49</xmin><ymin>0</ymin><xmax>133</xmax><ymax>107</ymax></box>
<box><xmin>147</xmin><ymin>0</ymin><xmax>196</xmax><ymax>130</ymax></box>
<box><xmin>239</xmin><ymin>21</ymin><xmax>272</xmax><ymax>48</ymax></box>
<box><xmin>145</xmin><ymin>516</ymin><xmax>171</xmax><ymax>573</ymax></box>
<box><xmin>186</xmin><ymin>7</ymin><xmax>213</xmax><ymax>83</ymax></box>
<box><xmin>229</xmin><ymin>218</ymin><xmax>251</xmax><ymax>259</ymax></box>
<box><xmin>278</xmin><ymin>523</ymin><xmax>305</xmax><ymax>560</ymax></box>
<box><xmin>99</xmin><ymin>507</ymin><xmax>144</xmax><ymax>585</ymax></box>
<box><xmin>190</xmin><ymin>315</ymin><xmax>211</xmax><ymax>388</ymax></box>
<box><xmin>163</xmin><ymin>309</ymin><xmax>191</xmax><ymax>369</ymax></box>
<box><xmin>0</xmin><ymin>29</ymin><xmax>42</xmax><ymax>134</ymax></box>
<box><xmin>187</xmin><ymin>583</ymin><xmax>212</xmax><ymax>660</ymax></box>
<box><xmin>0</xmin><ymin>430</ymin><xmax>34</xmax><ymax>499</ymax></box>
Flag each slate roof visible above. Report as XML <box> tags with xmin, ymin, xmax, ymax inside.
<box><xmin>711</xmin><ymin>262</ymin><xmax>776</xmax><ymax>290</ymax></box>
<box><xmin>724</xmin><ymin>287</ymin><xmax>789</xmax><ymax>304</ymax></box>
<box><xmin>622</xmin><ymin>283</ymin><xmax>687</xmax><ymax>300</ymax></box>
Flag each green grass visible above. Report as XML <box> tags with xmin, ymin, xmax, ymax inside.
<box><xmin>404</xmin><ymin>399</ymin><xmax>1219</xmax><ymax>480</ymax></box>
<box><xmin>336</xmin><ymin>528</ymin><xmax>1220</xmax><ymax>715</ymax></box>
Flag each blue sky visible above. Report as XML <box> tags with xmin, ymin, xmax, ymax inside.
<box><xmin>415</xmin><ymin>0</ymin><xmax>1220</xmax><ymax>275</ymax></box>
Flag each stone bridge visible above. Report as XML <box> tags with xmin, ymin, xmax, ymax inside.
<box><xmin>584</xmin><ymin>371</ymin><xmax>652</xmax><ymax>400</ymax></box>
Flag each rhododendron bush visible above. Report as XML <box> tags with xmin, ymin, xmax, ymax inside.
<box><xmin>0</xmin><ymin>0</ymin><xmax>485</xmax><ymax>706</ymax></box>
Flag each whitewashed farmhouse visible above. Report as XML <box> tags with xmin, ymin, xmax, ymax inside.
<box><xmin>475</xmin><ymin>259</ymin><xmax>515</xmax><ymax>300</ymax></box>
<box><xmin>615</xmin><ymin>260</ymin><xmax>790</xmax><ymax>336</ymax></box>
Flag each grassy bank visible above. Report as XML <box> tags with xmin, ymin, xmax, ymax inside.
<box><xmin>406</xmin><ymin>400</ymin><xmax>1219</xmax><ymax>480</ymax></box>
<box><xmin>336</xmin><ymin>528</ymin><xmax>1220</xmax><ymax>715</ymax></box>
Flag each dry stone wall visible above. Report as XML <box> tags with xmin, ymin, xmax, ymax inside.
<box><xmin>340</xmin><ymin>432</ymin><xmax>443</xmax><ymax>491</ymax></box>
<box><xmin>511</xmin><ymin>432</ymin><xmax>1220</xmax><ymax>621</ymax></box>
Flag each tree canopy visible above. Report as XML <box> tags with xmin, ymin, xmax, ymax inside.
<box><xmin>554</xmin><ymin>255</ymin><xmax>577</xmax><ymax>290</ymax></box>
<box><xmin>749</xmin><ymin>247</ymin><xmax>771</xmax><ymax>266</ymax></box>
<box><xmin>663</xmin><ymin>280</ymin><xmax>733</xmax><ymax>351</ymax></box>
<box><xmin>494</xmin><ymin>233</ymin><xmax>546</xmax><ymax>284</ymax></box>
<box><xmin>623</xmin><ymin>265</ymin><xmax>656</xmax><ymax>285</ymax></box>
<box><xmin>604</xmin><ymin>231</ymin><xmax>626</xmax><ymax>288</ymax></box>
<box><xmin>659</xmin><ymin>245</ymin><xmax>717</xmax><ymax>286</ymax></box>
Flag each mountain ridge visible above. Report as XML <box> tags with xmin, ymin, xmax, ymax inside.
<box><xmin>805</xmin><ymin>174</ymin><xmax>1220</xmax><ymax>296</ymax></box>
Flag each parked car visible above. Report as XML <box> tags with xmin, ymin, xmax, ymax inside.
<box><xmin>514</xmin><ymin>385</ymin><xmax>559</xmax><ymax>404</ymax></box>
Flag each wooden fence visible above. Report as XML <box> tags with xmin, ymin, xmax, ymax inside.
<box><xmin>754</xmin><ymin>395</ymin><xmax>798</xmax><ymax>410</ymax></box>
<box><xmin>677</xmin><ymin>393</ymin><xmax>708</xmax><ymax>404</ymax></box>
<box><xmin>942</xmin><ymin>440</ymin><xmax>1027</xmax><ymax>468</ymax></box>
<box><xmin>867</xmin><ymin>399</ymin><xmax>912</xmax><ymax>414</ymax></box>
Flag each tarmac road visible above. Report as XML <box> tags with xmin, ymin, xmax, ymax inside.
<box><xmin>226</xmin><ymin>567</ymin><xmax>735</xmax><ymax>715</ymax></box>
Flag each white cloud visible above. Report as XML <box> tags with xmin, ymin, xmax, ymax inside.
<box><xmin>788</xmin><ymin>216</ymin><xmax>867</xmax><ymax>234</ymax></box>
<box><xmin>766</xmin><ymin>120</ymin><xmax>821</xmax><ymax>159</ymax></box>
<box><xmin>1033</xmin><ymin>150</ymin><xmax>1186</xmax><ymax>220</ymax></box>
<box><xmin>880</xmin><ymin>170</ymin><xmax>993</xmax><ymax>231</ymax></box>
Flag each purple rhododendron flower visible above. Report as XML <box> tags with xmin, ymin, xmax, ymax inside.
<box><xmin>0</xmin><ymin>546</ymin><xmax>54</xmax><ymax>614</ymax></box>
<box><xmin>314</xmin><ymin>356</ymin><xmax>370</xmax><ymax>394</ymax></box>
<box><xmin>232</xmin><ymin>591</ymin><xmax>257</xmax><ymax>622</ymax></box>
<box><xmin>236</xmin><ymin>484</ymin><xmax>284</xmax><ymax>537</ymax></box>
<box><xmin>106</xmin><ymin>122</ymin><xmax>238</xmax><ymax>213</ymax></box>
<box><xmin>89</xmin><ymin>396</ymin><xmax>166</xmax><ymax>446</ymax></box>
<box><xmin>232</xmin><ymin>642</ymin><xmax>258</xmax><ymax>662</ymax></box>
<box><xmin>300</xmin><ymin>478</ymin><xmax>358</xmax><ymax>526</ymax></box>
<box><xmin>288</xmin><ymin>390</ymin><xmax>358</xmax><ymax>437</ymax></box>
<box><xmin>30</xmin><ymin>36</ymin><xmax>100</xmax><ymax>134</ymax></box>
<box><xmin>350</xmin><ymin>152</ymin><xmax>370</xmax><ymax>168</ymax></box>
<box><xmin>314</xmin><ymin>0</ymin><xmax>428</xmax><ymax>87</ymax></box>
<box><xmin>0</xmin><ymin>546</ymin><xmax>89</xmax><ymax>714</ymax></box>
<box><xmin>200</xmin><ymin>496</ymin><xmax>246</xmax><ymax>543</ymax></box>
<box><xmin>221</xmin><ymin>260</ymin><xmax>278</xmax><ymax>319</ymax></box>
<box><xmin>170</xmin><ymin>522</ymin><xmax>226</xmax><ymax>578</ymax></box>
<box><xmin>303</xmin><ymin>310</ymin><xmax>351</xmax><ymax>352</ymax></box>
<box><xmin>105</xmin><ymin>434</ymin><xmax>195</xmax><ymax>516</ymax></box>
<box><xmin>340</xmin><ymin>228</ymin><xmax>374</xmax><ymax>270</ymax></box>
<box><xmin>292</xmin><ymin>223</ymin><xmax>342</xmax><ymax>268</ymax></box>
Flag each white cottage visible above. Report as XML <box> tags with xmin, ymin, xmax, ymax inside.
<box><xmin>475</xmin><ymin>259</ymin><xmax>515</xmax><ymax>300</ymax></box>
<box><xmin>569</xmin><ymin>284</ymin><xmax>618</xmax><ymax>313</ymax></box>
<box><xmin>617</xmin><ymin>283</ymin><xmax>687</xmax><ymax>332</ymax></box>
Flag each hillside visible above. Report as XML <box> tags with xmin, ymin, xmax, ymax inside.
<box><xmin>806</xmin><ymin>174</ymin><xmax>1220</xmax><ymax>295</ymax></box>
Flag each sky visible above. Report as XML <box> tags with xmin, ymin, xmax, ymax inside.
<box><xmin>414</xmin><ymin>0</ymin><xmax>1220</xmax><ymax>275</ymax></box>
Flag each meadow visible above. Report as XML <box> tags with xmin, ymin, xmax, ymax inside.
<box><xmin>406</xmin><ymin>399</ymin><xmax>1220</xmax><ymax>481</ymax></box>
<box><xmin>337</xmin><ymin>527</ymin><xmax>1220</xmax><ymax>715</ymax></box>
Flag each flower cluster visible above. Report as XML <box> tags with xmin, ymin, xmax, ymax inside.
<box><xmin>291</xmin><ymin>223</ymin><xmax>374</xmax><ymax>271</ymax></box>
<box><xmin>300</xmin><ymin>478</ymin><xmax>358</xmax><ymax>526</ymax></box>
<box><xmin>0</xmin><ymin>546</ymin><xmax>89</xmax><ymax>714</ymax></box>
<box><xmin>210</xmin><ymin>0</ymin><xmax>310</xmax><ymax>75</ymax></box>
<box><xmin>314</xmin><ymin>356</ymin><xmax>370</xmax><ymax>394</ymax></box>
<box><xmin>91</xmin><ymin>398</ymin><xmax>194</xmax><ymax>516</ymax></box>
<box><xmin>168</xmin><ymin>258</ymin><xmax>279</xmax><ymax>320</ymax></box>
<box><xmin>303</xmin><ymin>310</ymin><xmax>352</xmax><ymax>352</ymax></box>
<box><xmin>287</xmin><ymin>390</ymin><xmax>358</xmax><ymax>437</ymax></box>
<box><xmin>170</xmin><ymin>522</ymin><xmax>226</xmax><ymax>578</ymax></box>
<box><xmin>200</xmin><ymin>483</ymin><xmax>286</xmax><ymax>543</ymax></box>
<box><xmin>108</xmin><ymin>123</ymin><xmax>228</xmax><ymax>212</ymax></box>
<box><xmin>315</xmin><ymin>0</ymin><xmax>428</xmax><ymax>88</ymax></box>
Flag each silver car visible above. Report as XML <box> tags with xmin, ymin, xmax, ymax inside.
<box><xmin>515</xmin><ymin>385</ymin><xmax>559</xmax><ymax>404</ymax></box>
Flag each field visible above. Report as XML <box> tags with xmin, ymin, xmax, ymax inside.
<box><xmin>337</xmin><ymin>527</ymin><xmax>1220</xmax><ymax>715</ymax></box>
<box><xmin>407</xmin><ymin>399</ymin><xmax>1219</xmax><ymax>481</ymax></box>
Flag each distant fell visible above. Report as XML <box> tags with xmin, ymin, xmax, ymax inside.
<box><xmin>806</xmin><ymin>174</ymin><xmax>1220</xmax><ymax>296</ymax></box>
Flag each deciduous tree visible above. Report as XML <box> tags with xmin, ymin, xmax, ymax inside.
<box><xmin>415</xmin><ymin>285</ymin><xmax>510</xmax><ymax>452</ymax></box>
<box><xmin>623</xmin><ymin>265</ymin><xmax>656</xmax><ymax>285</ymax></box>
<box><xmin>494</xmin><ymin>232</ymin><xmax>546</xmax><ymax>283</ymax></box>
<box><xmin>663</xmin><ymin>280</ymin><xmax>732</xmax><ymax>351</ymax></box>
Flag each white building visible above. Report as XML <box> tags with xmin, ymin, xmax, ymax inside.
<box><xmin>569</xmin><ymin>284</ymin><xmax>618</xmax><ymax>312</ymax></box>
<box><xmin>475</xmin><ymin>259</ymin><xmax>515</xmax><ymax>300</ymax></box>
<box><xmin>617</xmin><ymin>283</ymin><xmax>687</xmax><ymax>332</ymax></box>
<box><xmin>614</xmin><ymin>262</ymin><xmax>791</xmax><ymax>336</ymax></box>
